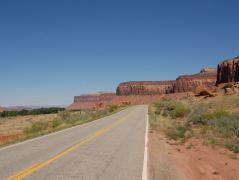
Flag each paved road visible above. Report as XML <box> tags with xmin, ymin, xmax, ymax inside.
<box><xmin>0</xmin><ymin>105</ymin><xmax>148</xmax><ymax>180</ymax></box>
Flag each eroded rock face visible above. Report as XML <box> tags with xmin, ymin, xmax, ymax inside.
<box><xmin>116</xmin><ymin>81</ymin><xmax>176</xmax><ymax>96</ymax></box>
<box><xmin>69</xmin><ymin>68</ymin><xmax>217</xmax><ymax>110</ymax></box>
<box><xmin>74</xmin><ymin>92</ymin><xmax>116</xmax><ymax>103</ymax></box>
<box><xmin>216</xmin><ymin>56</ymin><xmax>239</xmax><ymax>84</ymax></box>
<box><xmin>174</xmin><ymin>69</ymin><xmax>217</xmax><ymax>93</ymax></box>
<box><xmin>69</xmin><ymin>92</ymin><xmax>116</xmax><ymax>109</ymax></box>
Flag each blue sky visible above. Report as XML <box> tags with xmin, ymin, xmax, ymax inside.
<box><xmin>0</xmin><ymin>0</ymin><xmax>239</xmax><ymax>106</ymax></box>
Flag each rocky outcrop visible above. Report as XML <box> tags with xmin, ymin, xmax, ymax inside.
<box><xmin>74</xmin><ymin>92</ymin><xmax>116</xmax><ymax>103</ymax></box>
<box><xmin>174</xmin><ymin>68</ymin><xmax>217</xmax><ymax>93</ymax></box>
<box><xmin>116</xmin><ymin>81</ymin><xmax>175</xmax><ymax>96</ymax></box>
<box><xmin>216</xmin><ymin>56</ymin><xmax>239</xmax><ymax>84</ymax></box>
<box><xmin>69</xmin><ymin>68</ymin><xmax>217</xmax><ymax>110</ymax></box>
<box><xmin>69</xmin><ymin>92</ymin><xmax>117</xmax><ymax>109</ymax></box>
<box><xmin>116</xmin><ymin>68</ymin><xmax>217</xmax><ymax>96</ymax></box>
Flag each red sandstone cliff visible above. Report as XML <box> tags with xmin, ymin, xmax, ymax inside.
<box><xmin>174</xmin><ymin>68</ymin><xmax>217</xmax><ymax>92</ymax></box>
<box><xmin>216</xmin><ymin>56</ymin><xmax>239</xmax><ymax>84</ymax></box>
<box><xmin>116</xmin><ymin>81</ymin><xmax>175</xmax><ymax>96</ymax></box>
<box><xmin>69</xmin><ymin>92</ymin><xmax>116</xmax><ymax>109</ymax></box>
<box><xmin>69</xmin><ymin>68</ymin><xmax>217</xmax><ymax>110</ymax></box>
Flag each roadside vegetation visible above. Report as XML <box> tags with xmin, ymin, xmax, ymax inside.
<box><xmin>149</xmin><ymin>94</ymin><xmax>239</xmax><ymax>153</ymax></box>
<box><xmin>0</xmin><ymin>104</ymin><xmax>127</xmax><ymax>147</ymax></box>
<box><xmin>0</xmin><ymin>107</ymin><xmax>65</xmax><ymax>118</ymax></box>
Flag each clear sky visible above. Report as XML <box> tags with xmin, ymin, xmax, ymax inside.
<box><xmin>0</xmin><ymin>0</ymin><xmax>239</xmax><ymax>106</ymax></box>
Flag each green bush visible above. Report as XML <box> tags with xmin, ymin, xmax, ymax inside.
<box><xmin>51</xmin><ymin>119</ymin><xmax>62</xmax><ymax>129</ymax></box>
<box><xmin>0</xmin><ymin>107</ymin><xmax>65</xmax><ymax>118</ymax></box>
<box><xmin>189</xmin><ymin>108</ymin><xmax>239</xmax><ymax>137</ymax></box>
<box><xmin>166</xmin><ymin>125</ymin><xmax>189</xmax><ymax>140</ymax></box>
<box><xmin>24</xmin><ymin>121</ymin><xmax>49</xmax><ymax>135</ymax></box>
<box><xmin>225</xmin><ymin>143</ymin><xmax>239</xmax><ymax>153</ymax></box>
<box><xmin>154</xmin><ymin>100</ymin><xmax>189</xmax><ymax>119</ymax></box>
<box><xmin>58</xmin><ymin>111</ymin><xmax>71</xmax><ymax>120</ymax></box>
<box><xmin>108</xmin><ymin>105</ymin><xmax>118</xmax><ymax>113</ymax></box>
<box><xmin>223</xmin><ymin>83</ymin><xmax>233</xmax><ymax>89</ymax></box>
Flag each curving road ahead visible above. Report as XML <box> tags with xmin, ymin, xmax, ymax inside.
<box><xmin>0</xmin><ymin>105</ymin><xmax>148</xmax><ymax>180</ymax></box>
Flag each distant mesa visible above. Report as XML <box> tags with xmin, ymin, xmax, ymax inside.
<box><xmin>200</xmin><ymin>67</ymin><xmax>217</xmax><ymax>74</ymax></box>
<box><xmin>173</xmin><ymin>68</ymin><xmax>217</xmax><ymax>93</ymax></box>
<box><xmin>69</xmin><ymin>55</ymin><xmax>239</xmax><ymax>110</ymax></box>
<box><xmin>216</xmin><ymin>56</ymin><xmax>239</xmax><ymax>84</ymax></box>
<box><xmin>117</xmin><ymin>68</ymin><xmax>217</xmax><ymax>96</ymax></box>
<box><xmin>69</xmin><ymin>67</ymin><xmax>217</xmax><ymax>110</ymax></box>
<box><xmin>116</xmin><ymin>81</ymin><xmax>175</xmax><ymax>96</ymax></box>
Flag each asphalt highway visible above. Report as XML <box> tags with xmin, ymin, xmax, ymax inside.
<box><xmin>0</xmin><ymin>105</ymin><xmax>148</xmax><ymax>180</ymax></box>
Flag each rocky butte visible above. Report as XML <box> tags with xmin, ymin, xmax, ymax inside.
<box><xmin>117</xmin><ymin>68</ymin><xmax>217</xmax><ymax>95</ymax></box>
<box><xmin>116</xmin><ymin>81</ymin><xmax>175</xmax><ymax>96</ymax></box>
<box><xmin>173</xmin><ymin>67</ymin><xmax>217</xmax><ymax>92</ymax></box>
<box><xmin>69</xmin><ymin>92</ymin><xmax>116</xmax><ymax>109</ymax></box>
<box><xmin>216</xmin><ymin>56</ymin><xmax>239</xmax><ymax>84</ymax></box>
<box><xmin>69</xmin><ymin>67</ymin><xmax>217</xmax><ymax>110</ymax></box>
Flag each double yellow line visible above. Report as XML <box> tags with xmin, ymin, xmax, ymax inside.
<box><xmin>7</xmin><ymin>113</ymin><xmax>131</xmax><ymax>180</ymax></box>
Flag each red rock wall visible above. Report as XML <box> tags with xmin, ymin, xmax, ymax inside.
<box><xmin>68</xmin><ymin>68</ymin><xmax>217</xmax><ymax>110</ymax></box>
<box><xmin>174</xmin><ymin>72</ymin><xmax>217</xmax><ymax>92</ymax></box>
<box><xmin>74</xmin><ymin>93</ymin><xmax>116</xmax><ymax>103</ymax></box>
<box><xmin>216</xmin><ymin>56</ymin><xmax>239</xmax><ymax>84</ymax></box>
<box><xmin>116</xmin><ymin>81</ymin><xmax>176</xmax><ymax>96</ymax></box>
<box><xmin>68</xmin><ymin>93</ymin><xmax>188</xmax><ymax>110</ymax></box>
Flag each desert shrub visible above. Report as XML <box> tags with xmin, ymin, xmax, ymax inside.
<box><xmin>58</xmin><ymin>111</ymin><xmax>71</xmax><ymax>120</ymax></box>
<box><xmin>189</xmin><ymin>107</ymin><xmax>239</xmax><ymax>137</ymax></box>
<box><xmin>0</xmin><ymin>107</ymin><xmax>65</xmax><ymax>118</ymax></box>
<box><xmin>24</xmin><ymin>121</ymin><xmax>49</xmax><ymax>135</ymax></box>
<box><xmin>97</xmin><ymin>108</ymin><xmax>111</xmax><ymax>116</ymax></box>
<box><xmin>108</xmin><ymin>105</ymin><xmax>118</xmax><ymax>113</ymax></box>
<box><xmin>166</xmin><ymin>124</ymin><xmax>189</xmax><ymax>140</ymax></box>
<box><xmin>30</xmin><ymin>107</ymin><xmax>65</xmax><ymax>115</ymax></box>
<box><xmin>189</xmin><ymin>104</ymin><xmax>211</xmax><ymax>125</ymax></box>
<box><xmin>223</xmin><ymin>83</ymin><xmax>233</xmax><ymax>89</ymax></box>
<box><xmin>225</xmin><ymin>143</ymin><xmax>239</xmax><ymax>153</ymax></box>
<box><xmin>154</xmin><ymin>100</ymin><xmax>189</xmax><ymax>119</ymax></box>
<box><xmin>51</xmin><ymin>119</ymin><xmax>62</xmax><ymax>129</ymax></box>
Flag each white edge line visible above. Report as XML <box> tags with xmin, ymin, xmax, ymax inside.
<box><xmin>0</xmin><ymin>108</ymin><xmax>130</xmax><ymax>151</ymax></box>
<box><xmin>142</xmin><ymin>106</ymin><xmax>149</xmax><ymax>180</ymax></box>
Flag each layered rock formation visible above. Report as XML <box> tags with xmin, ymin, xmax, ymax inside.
<box><xmin>216</xmin><ymin>56</ymin><xmax>239</xmax><ymax>84</ymax></box>
<box><xmin>116</xmin><ymin>81</ymin><xmax>175</xmax><ymax>96</ymax></box>
<box><xmin>69</xmin><ymin>68</ymin><xmax>217</xmax><ymax>110</ymax></box>
<box><xmin>69</xmin><ymin>92</ymin><xmax>116</xmax><ymax>109</ymax></box>
<box><xmin>74</xmin><ymin>92</ymin><xmax>116</xmax><ymax>103</ymax></box>
<box><xmin>174</xmin><ymin>68</ymin><xmax>217</xmax><ymax>92</ymax></box>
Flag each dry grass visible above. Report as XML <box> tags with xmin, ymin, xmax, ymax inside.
<box><xmin>0</xmin><ymin>114</ymin><xmax>57</xmax><ymax>135</ymax></box>
<box><xmin>149</xmin><ymin>92</ymin><xmax>239</xmax><ymax>153</ymax></box>
<box><xmin>0</xmin><ymin>105</ymin><xmax>127</xmax><ymax>147</ymax></box>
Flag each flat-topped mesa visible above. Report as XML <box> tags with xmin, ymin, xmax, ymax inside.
<box><xmin>216</xmin><ymin>56</ymin><xmax>239</xmax><ymax>84</ymax></box>
<box><xmin>116</xmin><ymin>81</ymin><xmax>176</xmax><ymax>96</ymax></box>
<box><xmin>173</xmin><ymin>68</ymin><xmax>217</xmax><ymax>93</ymax></box>
<box><xmin>69</xmin><ymin>92</ymin><xmax>117</xmax><ymax>110</ymax></box>
<box><xmin>73</xmin><ymin>92</ymin><xmax>116</xmax><ymax>103</ymax></box>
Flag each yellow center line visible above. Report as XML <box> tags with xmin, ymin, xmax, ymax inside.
<box><xmin>7</xmin><ymin>113</ymin><xmax>131</xmax><ymax>180</ymax></box>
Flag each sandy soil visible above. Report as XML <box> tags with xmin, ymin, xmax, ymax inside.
<box><xmin>149</xmin><ymin>132</ymin><xmax>186</xmax><ymax>180</ymax></box>
<box><xmin>149</xmin><ymin>132</ymin><xmax>239</xmax><ymax>180</ymax></box>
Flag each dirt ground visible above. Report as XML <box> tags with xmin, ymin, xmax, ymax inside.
<box><xmin>149</xmin><ymin>132</ymin><xmax>239</xmax><ymax>180</ymax></box>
